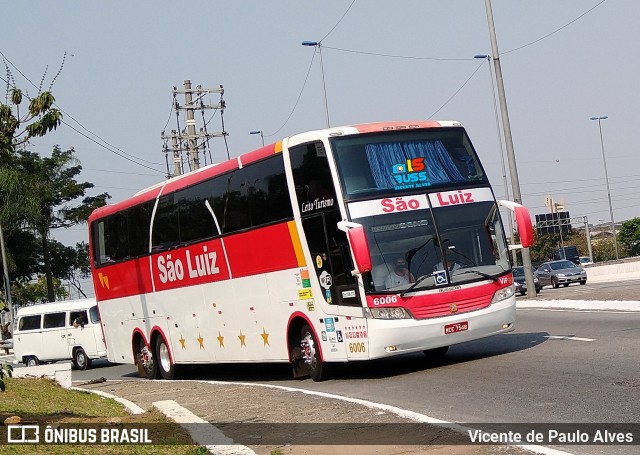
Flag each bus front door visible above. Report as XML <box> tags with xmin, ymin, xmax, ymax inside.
<box><xmin>301</xmin><ymin>209</ymin><xmax>361</xmax><ymax>316</ymax></box>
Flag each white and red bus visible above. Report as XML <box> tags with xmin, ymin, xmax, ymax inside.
<box><xmin>88</xmin><ymin>120</ymin><xmax>533</xmax><ymax>381</ymax></box>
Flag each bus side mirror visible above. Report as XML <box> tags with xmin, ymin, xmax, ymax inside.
<box><xmin>498</xmin><ymin>200</ymin><xmax>534</xmax><ymax>249</ymax></box>
<box><xmin>337</xmin><ymin>221</ymin><xmax>372</xmax><ymax>274</ymax></box>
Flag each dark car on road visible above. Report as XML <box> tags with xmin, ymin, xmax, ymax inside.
<box><xmin>512</xmin><ymin>266</ymin><xmax>541</xmax><ymax>295</ymax></box>
<box><xmin>535</xmin><ymin>260</ymin><xmax>587</xmax><ymax>289</ymax></box>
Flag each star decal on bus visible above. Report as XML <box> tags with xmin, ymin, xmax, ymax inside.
<box><xmin>217</xmin><ymin>331</ymin><xmax>224</xmax><ymax>348</ymax></box>
<box><xmin>179</xmin><ymin>336</ymin><xmax>186</xmax><ymax>349</ymax></box>
<box><xmin>238</xmin><ymin>330</ymin><xmax>246</xmax><ymax>347</ymax></box>
<box><xmin>261</xmin><ymin>327</ymin><xmax>270</xmax><ymax>346</ymax></box>
<box><xmin>197</xmin><ymin>333</ymin><xmax>204</xmax><ymax>349</ymax></box>
<box><xmin>98</xmin><ymin>272</ymin><xmax>110</xmax><ymax>290</ymax></box>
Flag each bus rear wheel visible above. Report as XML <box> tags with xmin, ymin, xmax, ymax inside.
<box><xmin>301</xmin><ymin>324</ymin><xmax>327</xmax><ymax>382</ymax></box>
<box><xmin>138</xmin><ymin>339</ymin><xmax>159</xmax><ymax>379</ymax></box>
<box><xmin>155</xmin><ymin>336</ymin><xmax>179</xmax><ymax>380</ymax></box>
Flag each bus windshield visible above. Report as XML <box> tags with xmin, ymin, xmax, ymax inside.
<box><xmin>359</xmin><ymin>201</ymin><xmax>509</xmax><ymax>293</ymax></box>
<box><xmin>331</xmin><ymin>127</ymin><xmax>486</xmax><ymax>198</ymax></box>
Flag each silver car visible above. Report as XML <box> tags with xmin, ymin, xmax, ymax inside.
<box><xmin>535</xmin><ymin>260</ymin><xmax>587</xmax><ymax>289</ymax></box>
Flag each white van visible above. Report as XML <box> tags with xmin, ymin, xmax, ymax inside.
<box><xmin>13</xmin><ymin>298</ymin><xmax>107</xmax><ymax>370</ymax></box>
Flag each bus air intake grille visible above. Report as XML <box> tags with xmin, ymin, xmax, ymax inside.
<box><xmin>411</xmin><ymin>295</ymin><xmax>491</xmax><ymax>319</ymax></box>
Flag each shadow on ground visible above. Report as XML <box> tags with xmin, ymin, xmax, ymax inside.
<box><xmin>179</xmin><ymin>331</ymin><xmax>550</xmax><ymax>383</ymax></box>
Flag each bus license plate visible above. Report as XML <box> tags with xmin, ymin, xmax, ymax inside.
<box><xmin>444</xmin><ymin>321</ymin><xmax>468</xmax><ymax>334</ymax></box>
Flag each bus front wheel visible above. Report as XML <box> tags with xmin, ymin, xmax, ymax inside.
<box><xmin>300</xmin><ymin>324</ymin><xmax>327</xmax><ymax>382</ymax></box>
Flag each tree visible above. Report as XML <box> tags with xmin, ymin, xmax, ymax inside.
<box><xmin>47</xmin><ymin>240</ymin><xmax>91</xmax><ymax>298</ymax></box>
<box><xmin>1</xmin><ymin>72</ymin><xmax>63</xmax><ymax>319</ymax></box>
<box><xmin>0</xmin><ymin>69</ymin><xmax>63</xmax><ymax>158</ymax></box>
<box><xmin>11</xmin><ymin>276</ymin><xmax>68</xmax><ymax>308</ymax></box>
<box><xmin>15</xmin><ymin>146</ymin><xmax>109</xmax><ymax>301</ymax></box>
<box><xmin>618</xmin><ymin>218</ymin><xmax>640</xmax><ymax>257</ymax></box>
<box><xmin>529</xmin><ymin>230</ymin><xmax>564</xmax><ymax>264</ymax></box>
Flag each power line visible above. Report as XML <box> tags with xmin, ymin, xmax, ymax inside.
<box><xmin>320</xmin><ymin>0</ymin><xmax>358</xmax><ymax>42</ymax></box>
<box><xmin>1</xmin><ymin>48</ymin><xmax>164</xmax><ymax>168</ymax></box>
<box><xmin>265</xmin><ymin>49</ymin><xmax>317</xmax><ymax>138</ymax></box>
<box><xmin>83</xmin><ymin>167</ymin><xmax>159</xmax><ymax>177</ymax></box>
<box><xmin>502</xmin><ymin>0</ymin><xmax>608</xmax><ymax>55</ymax></box>
<box><xmin>321</xmin><ymin>45</ymin><xmax>475</xmax><ymax>61</ymax></box>
<box><xmin>429</xmin><ymin>60</ymin><xmax>485</xmax><ymax>118</ymax></box>
<box><xmin>62</xmin><ymin>121</ymin><xmax>164</xmax><ymax>173</ymax></box>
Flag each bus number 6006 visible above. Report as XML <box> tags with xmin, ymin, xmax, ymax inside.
<box><xmin>349</xmin><ymin>342</ymin><xmax>366</xmax><ymax>353</ymax></box>
<box><xmin>373</xmin><ymin>296</ymin><xmax>398</xmax><ymax>306</ymax></box>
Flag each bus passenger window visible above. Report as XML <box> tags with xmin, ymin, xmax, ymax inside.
<box><xmin>152</xmin><ymin>194</ymin><xmax>180</xmax><ymax>250</ymax></box>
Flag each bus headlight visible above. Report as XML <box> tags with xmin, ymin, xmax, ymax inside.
<box><xmin>491</xmin><ymin>285</ymin><xmax>515</xmax><ymax>303</ymax></box>
<box><xmin>364</xmin><ymin>307</ymin><xmax>412</xmax><ymax>319</ymax></box>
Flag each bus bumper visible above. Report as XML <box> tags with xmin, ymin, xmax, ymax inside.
<box><xmin>365</xmin><ymin>298</ymin><xmax>516</xmax><ymax>359</ymax></box>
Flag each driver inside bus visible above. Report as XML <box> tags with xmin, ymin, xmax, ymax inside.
<box><xmin>385</xmin><ymin>257</ymin><xmax>415</xmax><ymax>289</ymax></box>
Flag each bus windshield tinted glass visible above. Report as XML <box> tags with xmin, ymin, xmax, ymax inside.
<box><xmin>332</xmin><ymin>128</ymin><xmax>485</xmax><ymax>198</ymax></box>
<box><xmin>359</xmin><ymin>201</ymin><xmax>508</xmax><ymax>293</ymax></box>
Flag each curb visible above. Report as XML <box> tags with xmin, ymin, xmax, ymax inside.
<box><xmin>186</xmin><ymin>379</ymin><xmax>574</xmax><ymax>455</ymax></box>
<box><xmin>152</xmin><ymin>400</ymin><xmax>256</xmax><ymax>455</ymax></box>
<box><xmin>70</xmin><ymin>386</ymin><xmax>145</xmax><ymax>414</ymax></box>
<box><xmin>74</xmin><ymin>386</ymin><xmax>256</xmax><ymax>455</ymax></box>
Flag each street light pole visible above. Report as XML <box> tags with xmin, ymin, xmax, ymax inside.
<box><xmin>475</xmin><ymin>54</ymin><xmax>517</xmax><ymax>265</ymax></box>
<box><xmin>250</xmin><ymin>130</ymin><xmax>265</xmax><ymax>147</ymax></box>
<box><xmin>302</xmin><ymin>41</ymin><xmax>331</xmax><ymax>128</ymax></box>
<box><xmin>0</xmin><ymin>223</ymin><xmax>13</xmax><ymax>330</ymax></box>
<box><xmin>590</xmin><ymin>115</ymin><xmax>619</xmax><ymax>260</ymax></box>
<box><xmin>484</xmin><ymin>0</ymin><xmax>536</xmax><ymax>297</ymax></box>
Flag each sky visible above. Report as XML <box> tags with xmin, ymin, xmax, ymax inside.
<box><xmin>2</xmin><ymin>0</ymin><xmax>639</xmax><ymax>297</ymax></box>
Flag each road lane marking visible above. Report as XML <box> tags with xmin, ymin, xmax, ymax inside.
<box><xmin>544</xmin><ymin>335</ymin><xmax>596</xmax><ymax>342</ymax></box>
<box><xmin>519</xmin><ymin>308</ymin><xmax>638</xmax><ymax>314</ymax></box>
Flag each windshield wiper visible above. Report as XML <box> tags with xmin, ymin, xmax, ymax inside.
<box><xmin>400</xmin><ymin>273</ymin><xmax>434</xmax><ymax>297</ymax></box>
<box><xmin>451</xmin><ymin>269</ymin><xmax>498</xmax><ymax>282</ymax></box>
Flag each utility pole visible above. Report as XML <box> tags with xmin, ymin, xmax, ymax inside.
<box><xmin>485</xmin><ymin>0</ymin><xmax>536</xmax><ymax>298</ymax></box>
<box><xmin>184</xmin><ymin>80</ymin><xmax>200</xmax><ymax>171</ymax></box>
<box><xmin>161</xmin><ymin>80</ymin><xmax>227</xmax><ymax>176</ymax></box>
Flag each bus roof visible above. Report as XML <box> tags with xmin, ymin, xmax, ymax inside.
<box><xmin>16</xmin><ymin>298</ymin><xmax>97</xmax><ymax>317</ymax></box>
<box><xmin>89</xmin><ymin>120</ymin><xmax>460</xmax><ymax>221</ymax></box>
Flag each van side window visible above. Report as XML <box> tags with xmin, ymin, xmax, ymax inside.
<box><xmin>89</xmin><ymin>306</ymin><xmax>100</xmax><ymax>324</ymax></box>
<box><xmin>69</xmin><ymin>311</ymin><xmax>88</xmax><ymax>327</ymax></box>
<box><xmin>43</xmin><ymin>312</ymin><xmax>66</xmax><ymax>329</ymax></box>
<box><xmin>19</xmin><ymin>315</ymin><xmax>41</xmax><ymax>331</ymax></box>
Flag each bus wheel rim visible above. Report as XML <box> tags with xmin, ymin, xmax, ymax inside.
<box><xmin>159</xmin><ymin>342</ymin><xmax>171</xmax><ymax>372</ymax></box>
<box><xmin>303</xmin><ymin>333</ymin><xmax>317</xmax><ymax>370</ymax></box>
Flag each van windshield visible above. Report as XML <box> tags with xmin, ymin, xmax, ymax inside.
<box><xmin>89</xmin><ymin>306</ymin><xmax>100</xmax><ymax>324</ymax></box>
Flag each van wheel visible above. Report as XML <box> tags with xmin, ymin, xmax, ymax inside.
<box><xmin>301</xmin><ymin>324</ymin><xmax>328</xmax><ymax>382</ymax></box>
<box><xmin>156</xmin><ymin>336</ymin><xmax>179</xmax><ymax>380</ymax></box>
<box><xmin>73</xmin><ymin>348</ymin><xmax>91</xmax><ymax>371</ymax></box>
<box><xmin>25</xmin><ymin>356</ymin><xmax>40</xmax><ymax>367</ymax></box>
<box><xmin>138</xmin><ymin>339</ymin><xmax>159</xmax><ymax>379</ymax></box>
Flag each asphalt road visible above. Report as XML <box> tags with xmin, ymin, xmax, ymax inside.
<box><xmin>71</xmin><ymin>282</ymin><xmax>640</xmax><ymax>455</ymax></box>
<box><xmin>519</xmin><ymin>278</ymin><xmax>640</xmax><ymax>301</ymax></box>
